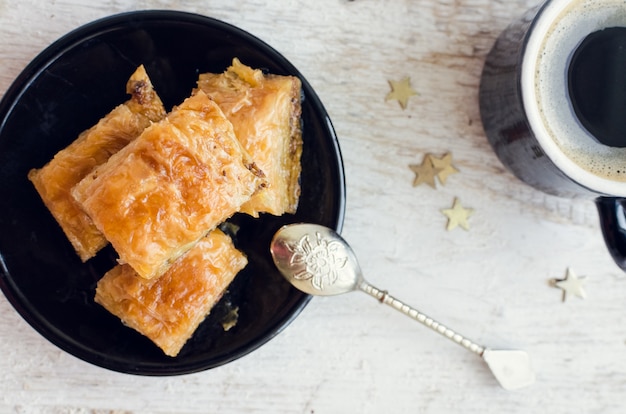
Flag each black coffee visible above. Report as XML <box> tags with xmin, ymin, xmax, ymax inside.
<box><xmin>568</xmin><ymin>27</ymin><xmax>626</xmax><ymax>148</ymax></box>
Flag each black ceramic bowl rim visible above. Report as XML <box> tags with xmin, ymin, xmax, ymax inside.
<box><xmin>0</xmin><ymin>10</ymin><xmax>345</xmax><ymax>375</ymax></box>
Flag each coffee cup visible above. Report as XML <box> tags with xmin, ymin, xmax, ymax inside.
<box><xmin>479</xmin><ymin>0</ymin><xmax>626</xmax><ymax>270</ymax></box>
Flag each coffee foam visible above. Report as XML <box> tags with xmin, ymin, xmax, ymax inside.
<box><xmin>522</xmin><ymin>0</ymin><xmax>626</xmax><ymax>195</ymax></box>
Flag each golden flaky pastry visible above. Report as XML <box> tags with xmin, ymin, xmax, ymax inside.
<box><xmin>28</xmin><ymin>65</ymin><xmax>166</xmax><ymax>261</ymax></box>
<box><xmin>197</xmin><ymin>58</ymin><xmax>302</xmax><ymax>217</ymax></box>
<box><xmin>72</xmin><ymin>90</ymin><xmax>266</xmax><ymax>280</ymax></box>
<box><xmin>95</xmin><ymin>229</ymin><xmax>247</xmax><ymax>357</ymax></box>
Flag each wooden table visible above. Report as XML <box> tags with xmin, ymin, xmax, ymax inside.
<box><xmin>2</xmin><ymin>0</ymin><xmax>625</xmax><ymax>412</ymax></box>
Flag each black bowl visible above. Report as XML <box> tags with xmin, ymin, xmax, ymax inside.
<box><xmin>0</xmin><ymin>10</ymin><xmax>345</xmax><ymax>375</ymax></box>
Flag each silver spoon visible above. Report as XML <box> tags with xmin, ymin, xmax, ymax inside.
<box><xmin>270</xmin><ymin>223</ymin><xmax>535</xmax><ymax>391</ymax></box>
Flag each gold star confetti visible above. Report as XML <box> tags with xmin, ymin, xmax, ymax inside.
<box><xmin>386</xmin><ymin>77</ymin><xmax>418</xmax><ymax>110</ymax></box>
<box><xmin>428</xmin><ymin>153</ymin><xmax>459</xmax><ymax>185</ymax></box>
<box><xmin>550</xmin><ymin>268</ymin><xmax>586</xmax><ymax>302</ymax></box>
<box><xmin>441</xmin><ymin>197</ymin><xmax>473</xmax><ymax>231</ymax></box>
<box><xmin>409</xmin><ymin>157</ymin><xmax>442</xmax><ymax>188</ymax></box>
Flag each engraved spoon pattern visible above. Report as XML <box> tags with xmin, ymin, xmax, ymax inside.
<box><xmin>270</xmin><ymin>223</ymin><xmax>535</xmax><ymax>390</ymax></box>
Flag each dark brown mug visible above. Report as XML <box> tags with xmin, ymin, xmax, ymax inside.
<box><xmin>479</xmin><ymin>0</ymin><xmax>626</xmax><ymax>270</ymax></box>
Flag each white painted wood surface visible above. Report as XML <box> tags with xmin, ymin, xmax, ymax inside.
<box><xmin>2</xmin><ymin>0</ymin><xmax>625</xmax><ymax>412</ymax></box>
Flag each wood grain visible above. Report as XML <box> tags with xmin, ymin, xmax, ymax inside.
<box><xmin>2</xmin><ymin>1</ymin><xmax>626</xmax><ymax>413</ymax></box>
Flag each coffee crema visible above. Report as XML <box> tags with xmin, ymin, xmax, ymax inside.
<box><xmin>524</xmin><ymin>0</ymin><xmax>626</xmax><ymax>187</ymax></box>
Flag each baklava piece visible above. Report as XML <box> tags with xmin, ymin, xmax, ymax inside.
<box><xmin>28</xmin><ymin>65</ymin><xmax>166</xmax><ymax>261</ymax></box>
<box><xmin>72</xmin><ymin>91</ymin><xmax>265</xmax><ymax>280</ymax></box>
<box><xmin>197</xmin><ymin>58</ymin><xmax>303</xmax><ymax>217</ymax></box>
<box><xmin>95</xmin><ymin>229</ymin><xmax>247</xmax><ymax>357</ymax></box>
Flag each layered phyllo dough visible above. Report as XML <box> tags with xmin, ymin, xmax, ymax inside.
<box><xmin>28</xmin><ymin>60</ymin><xmax>303</xmax><ymax>356</ymax></box>
<box><xmin>95</xmin><ymin>229</ymin><xmax>247</xmax><ymax>357</ymax></box>
<box><xmin>28</xmin><ymin>65</ymin><xmax>166</xmax><ymax>261</ymax></box>
<box><xmin>72</xmin><ymin>91</ymin><xmax>265</xmax><ymax>280</ymax></box>
<box><xmin>197</xmin><ymin>58</ymin><xmax>302</xmax><ymax>217</ymax></box>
